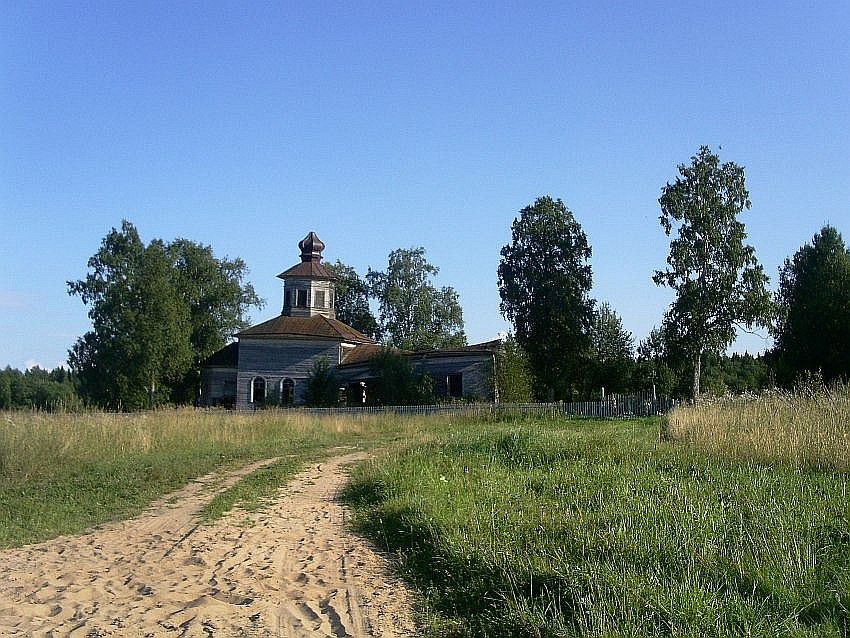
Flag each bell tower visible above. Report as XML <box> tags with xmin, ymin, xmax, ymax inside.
<box><xmin>277</xmin><ymin>231</ymin><xmax>337</xmax><ymax>319</ymax></box>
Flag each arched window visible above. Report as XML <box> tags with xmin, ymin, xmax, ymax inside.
<box><xmin>251</xmin><ymin>377</ymin><xmax>266</xmax><ymax>405</ymax></box>
<box><xmin>281</xmin><ymin>378</ymin><xmax>295</xmax><ymax>406</ymax></box>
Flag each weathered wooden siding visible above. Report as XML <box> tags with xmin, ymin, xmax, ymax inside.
<box><xmin>336</xmin><ymin>352</ymin><xmax>496</xmax><ymax>402</ymax></box>
<box><xmin>236</xmin><ymin>338</ymin><xmax>341</xmax><ymax>408</ymax></box>
<box><xmin>199</xmin><ymin>367</ymin><xmax>237</xmax><ymax>407</ymax></box>
<box><xmin>412</xmin><ymin>353</ymin><xmax>495</xmax><ymax>401</ymax></box>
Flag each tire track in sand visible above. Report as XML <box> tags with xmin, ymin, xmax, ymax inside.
<box><xmin>0</xmin><ymin>452</ymin><xmax>416</xmax><ymax>637</ymax></box>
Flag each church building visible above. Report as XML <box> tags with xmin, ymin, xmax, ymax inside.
<box><xmin>199</xmin><ymin>232</ymin><xmax>498</xmax><ymax>408</ymax></box>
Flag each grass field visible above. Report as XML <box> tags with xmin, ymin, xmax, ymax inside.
<box><xmin>2</xmin><ymin>397</ymin><xmax>848</xmax><ymax>636</ymax></box>
<box><xmin>0</xmin><ymin>408</ymin><xmax>430</xmax><ymax>547</ymax></box>
<box><xmin>344</xmin><ymin>405</ymin><xmax>849</xmax><ymax>636</ymax></box>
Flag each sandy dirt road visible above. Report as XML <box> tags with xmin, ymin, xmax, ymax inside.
<box><xmin>0</xmin><ymin>452</ymin><xmax>416</xmax><ymax>637</ymax></box>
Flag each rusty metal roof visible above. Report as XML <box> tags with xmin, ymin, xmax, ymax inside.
<box><xmin>237</xmin><ymin>314</ymin><xmax>374</xmax><ymax>343</ymax></box>
<box><xmin>339</xmin><ymin>344</ymin><xmax>391</xmax><ymax>367</ymax></box>
<box><xmin>338</xmin><ymin>341</ymin><xmax>500</xmax><ymax>367</ymax></box>
<box><xmin>276</xmin><ymin>260</ymin><xmax>336</xmax><ymax>280</ymax></box>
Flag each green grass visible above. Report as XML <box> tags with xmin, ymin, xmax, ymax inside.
<box><xmin>4</xmin><ymin>404</ymin><xmax>849</xmax><ymax>636</ymax></box>
<box><xmin>344</xmin><ymin>417</ymin><xmax>850</xmax><ymax>637</ymax></box>
<box><xmin>201</xmin><ymin>455</ymin><xmax>312</xmax><ymax>522</ymax></box>
<box><xmin>0</xmin><ymin>409</ymin><xmax>426</xmax><ymax>547</ymax></box>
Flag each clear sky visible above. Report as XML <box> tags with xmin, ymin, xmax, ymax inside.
<box><xmin>2</xmin><ymin>1</ymin><xmax>849</xmax><ymax>370</ymax></box>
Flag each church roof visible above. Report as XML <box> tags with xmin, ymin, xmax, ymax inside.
<box><xmin>276</xmin><ymin>260</ymin><xmax>335</xmax><ymax>280</ymax></box>
<box><xmin>337</xmin><ymin>340</ymin><xmax>500</xmax><ymax>368</ymax></box>
<box><xmin>200</xmin><ymin>341</ymin><xmax>239</xmax><ymax>368</ymax></box>
<box><xmin>236</xmin><ymin>314</ymin><xmax>374</xmax><ymax>344</ymax></box>
<box><xmin>339</xmin><ymin>344</ymin><xmax>396</xmax><ymax>367</ymax></box>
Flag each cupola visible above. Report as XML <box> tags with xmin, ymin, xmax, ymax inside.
<box><xmin>277</xmin><ymin>232</ymin><xmax>336</xmax><ymax>319</ymax></box>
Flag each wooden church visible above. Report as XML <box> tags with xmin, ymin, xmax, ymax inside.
<box><xmin>199</xmin><ymin>232</ymin><xmax>498</xmax><ymax>408</ymax></box>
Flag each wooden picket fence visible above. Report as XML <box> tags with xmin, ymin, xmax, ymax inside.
<box><xmin>297</xmin><ymin>392</ymin><xmax>675</xmax><ymax>420</ymax></box>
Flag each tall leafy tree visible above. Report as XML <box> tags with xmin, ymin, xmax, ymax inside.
<box><xmin>588</xmin><ymin>302</ymin><xmax>634</xmax><ymax>394</ymax></box>
<box><xmin>68</xmin><ymin>220</ymin><xmax>262</xmax><ymax>409</ymax></box>
<box><xmin>498</xmin><ymin>196</ymin><xmax>595</xmax><ymax>400</ymax></box>
<box><xmin>653</xmin><ymin>146</ymin><xmax>771</xmax><ymax>398</ymax></box>
<box><xmin>325</xmin><ymin>260</ymin><xmax>382</xmax><ymax>340</ymax></box>
<box><xmin>167</xmin><ymin>238</ymin><xmax>262</xmax><ymax>401</ymax></box>
<box><xmin>772</xmin><ymin>225</ymin><xmax>850</xmax><ymax>384</ymax></box>
<box><xmin>367</xmin><ymin>247</ymin><xmax>466</xmax><ymax>350</ymax></box>
<box><xmin>68</xmin><ymin>223</ymin><xmax>193</xmax><ymax>409</ymax></box>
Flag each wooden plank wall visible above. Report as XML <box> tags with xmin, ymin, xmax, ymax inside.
<box><xmin>236</xmin><ymin>338</ymin><xmax>340</xmax><ymax>408</ymax></box>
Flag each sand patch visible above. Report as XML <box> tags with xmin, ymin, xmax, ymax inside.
<box><xmin>0</xmin><ymin>452</ymin><xmax>416</xmax><ymax>637</ymax></box>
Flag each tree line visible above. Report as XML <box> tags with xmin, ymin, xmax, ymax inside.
<box><xmin>5</xmin><ymin>145</ymin><xmax>847</xmax><ymax>411</ymax></box>
<box><xmin>498</xmin><ymin>146</ymin><xmax>850</xmax><ymax>401</ymax></box>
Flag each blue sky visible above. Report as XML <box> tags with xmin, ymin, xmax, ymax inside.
<box><xmin>2</xmin><ymin>1</ymin><xmax>849</xmax><ymax>370</ymax></box>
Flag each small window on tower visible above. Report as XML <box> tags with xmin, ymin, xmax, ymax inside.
<box><xmin>315</xmin><ymin>290</ymin><xmax>326</xmax><ymax>308</ymax></box>
<box><xmin>296</xmin><ymin>289</ymin><xmax>308</xmax><ymax>307</ymax></box>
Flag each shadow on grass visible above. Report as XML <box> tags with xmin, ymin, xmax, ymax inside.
<box><xmin>342</xmin><ymin>473</ymin><xmax>585</xmax><ymax>637</ymax></box>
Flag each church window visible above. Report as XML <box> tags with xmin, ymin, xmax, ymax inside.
<box><xmin>251</xmin><ymin>377</ymin><xmax>266</xmax><ymax>405</ymax></box>
<box><xmin>447</xmin><ymin>373</ymin><xmax>463</xmax><ymax>398</ymax></box>
<box><xmin>315</xmin><ymin>290</ymin><xmax>325</xmax><ymax>308</ymax></box>
<box><xmin>280</xmin><ymin>378</ymin><xmax>295</xmax><ymax>406</ymax></box>
<box><xmin>296</xmin><ymin>289</ymin><xmax>308</xmax><ymax>307</ymax></box>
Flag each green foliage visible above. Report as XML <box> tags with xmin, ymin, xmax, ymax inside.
<box><xmin>68</xmin><ymin>223</ymin><xmax>192</xmax><ymax>410</ymax></box>
<box><xmin>346</xmin><ymin>418</ymin><xmax>849</xmax><ymax>637</ymax></box>
<box><xmin>654</xmin><ymin>147</ymin><xmax>772</xmax><ymax>398</ymax></box>
<box><xmin>0</xmin><ymin>366</ymin><xmax>82</xmax><ymax>411</ymax></box>
<box><xmin>634</xmin><ymin>326</ymin><xmax>682</xmax><ymax>396</ymax></box>
<box><xmin>68</xmin><ymin>220</ymin><xmax>262</xmax><ymax>410</ymax></box>
<box><xmin>325</xmin><ymin>260</ymin><xmax>382</xmax><ymax>340</ymax></box>
<box><xmin>588</xmin><ymin>302</ymin><xmax>635</xmax><ymax>394</ymax></box>
<box><xmin>498</xmin><ymin>196</ymin><xmax>595</xmax><ymax>400</ymax></box>
<box><xmin>302</xmin><ymin>358</ymin><xmax>340</xmax><ymax>407</ymax></box>
<box><xmin>701</xmin><ymin>352</ymin><xmax>774</xmax><ymax>395</ymax></box>
<box><xmin>494</xmin><ymin>334</ymin><xmax>534</xmax><ymax>403</ymax></box>
<box><xmin>772</xmin><ymin>225</ymin><xmax>850</xmax><ymax>385</ymax></box>
<box><xmin>167</xmin><ymin>238</ymin><xmax>263</xmax><ymax>402</ymax></box>
<box><xmin>0</xmin><ymin>372</ymin><xmax>11</xmax><ymax>410</ymax></box>
<box><xmin>367</xmin><ymin>247</ymin><xmax>466</xmax><ymax>351</ymax></box>
<box><xmin>367</xmin><ymin>349</ymin><xmax>435</xmax><ymax>405</ymax></box>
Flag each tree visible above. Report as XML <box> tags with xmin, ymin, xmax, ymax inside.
<box><xmin>494</xmin><ymin>334</ymin><xmax>534</xmax><ymax>403</ymax></box>
<box><xmin>325</xmin><ymin>260</ymin><xmax>381</xmax><ymax>340</ymax></box>
<box><xmin>167</xmin><ymin>238</ymin><xmax>262</xmax><ymax>401</ymax></box>
<box><xmin>653</xmin><ymin>147</ymin><xmax>772</xmax><ymax>398</ymax></box>
<box><xmin>588</xmin><ymin>302</ymin><xmax>634</xmax><ymax>394</ymax></box>
<box><xmin>772</xmin><ymin>226</ymin><xmax>850</xmax><ymax>384</ymax></box>
<box><xmin>68</xmin><ymin>221</ymin><xmax>262</xmax><ymax>409</ymax></box>
<box><xmin>366</xmin><ymin>349</ymin><xmax>434</xmax><ymax>405</ymax></box>
<box><xmin>367</xmin><ymin>247</ymin><xmax>466</xmax><ymax>350</ymax></box>
<box><xmin>0</xmin><ymin>369</ymin><xmax>12</xmax><ymax>409</ymax></box>
<box><xmin>0</xmin><ymin>365</ymin><xmax>80</xmax><ymax>411</ymax></box>
<box><xmin>634</xmin><ymin>327</ymin><xmax>680</xmax><ymax>397</ymax></box>
<box><xmin>68</xmin><ymin>225</ymin><xmax>192</xmax><ymax>409</ymax></box>
<box><xmin>302</xmin><ymin>357</ymin><xmax>340</xmax><ymax>407</ymax></box>
<box><xmin>498</xmin><ymin>196</ymin><xmax>595</xmax><ymax>400</ymax></box>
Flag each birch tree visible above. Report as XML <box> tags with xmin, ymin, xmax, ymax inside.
<box><xmin>653</xmin><ymin>147</ymin><xmax>771</xmax><ymax>398</ymax></box>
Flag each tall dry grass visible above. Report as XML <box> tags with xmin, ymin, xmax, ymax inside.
<box><xmin>0</xmin><ymin>408</ymin><xmax>426</xmax><ymax>481</ymax></box>
<box><xmin>0</xmin><ymin>407</ymin><xmax>439</xmax><ymax>547</ymax></box>
<box><xmin>664</xmin><ymin>384</ymin><xmax>850</xmax><ymax>471</ymax></box>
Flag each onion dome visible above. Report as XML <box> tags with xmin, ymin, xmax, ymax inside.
<box><xmin>299</xmin><ymin>232</ymin><xmax>325</xmax><ymax>263</ymax></box>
